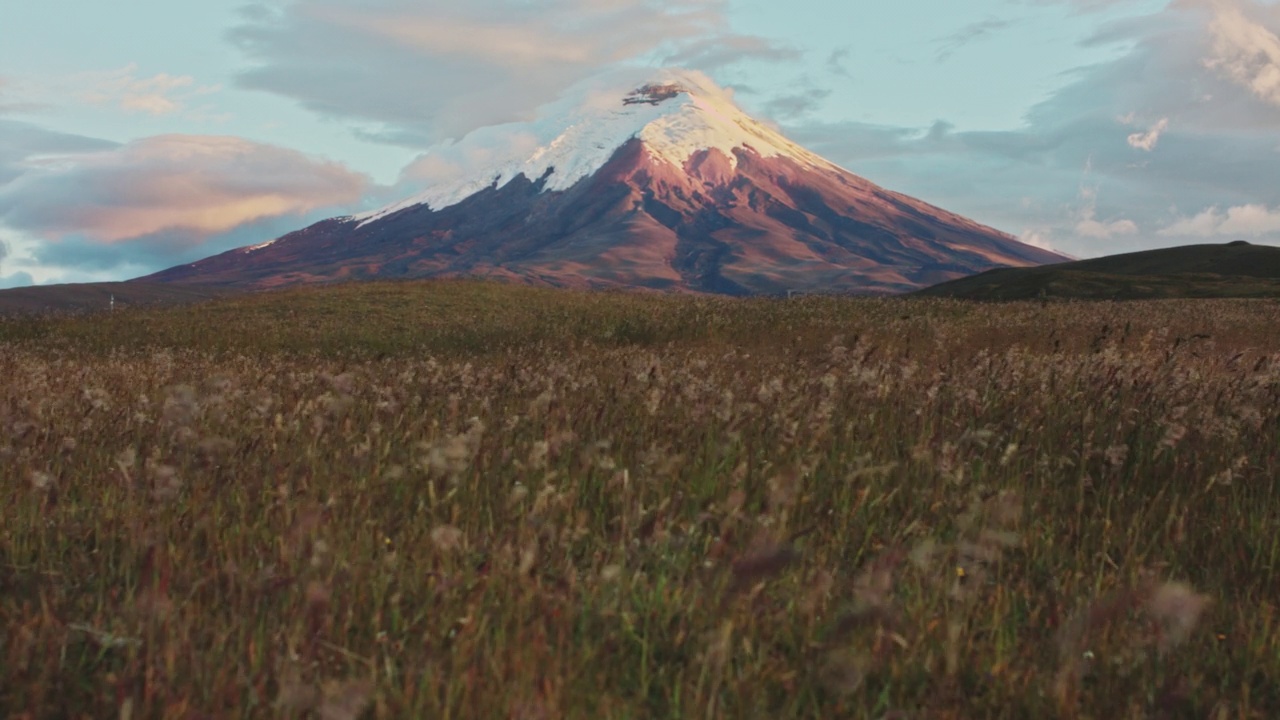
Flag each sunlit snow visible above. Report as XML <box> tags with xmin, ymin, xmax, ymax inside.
<box><xmin>242</xmin><ymin>238</ymin><xmax>277</xmax><ymax>252</ymax></box>
<box><xmin>353</xmin><ymin>68</ymin><xmax>841</xmax><ymax>226</ymax></box>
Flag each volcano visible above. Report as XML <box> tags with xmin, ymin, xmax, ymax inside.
<box><xmin>141</xmin><ymin>69</ymin><xmax>1067</xmax><ymax>295</ymax></box>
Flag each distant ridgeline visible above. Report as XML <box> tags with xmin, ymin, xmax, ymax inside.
<box><xmin>914</xmin><ymin>241</ymin><xmax>1280</xmax><ymax>301</ymax></box>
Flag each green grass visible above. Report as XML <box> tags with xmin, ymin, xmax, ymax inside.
<box><xmin>3</xmin><ymin>279</ymin><xmax>1280</xmax><ymax>718</ymax></box>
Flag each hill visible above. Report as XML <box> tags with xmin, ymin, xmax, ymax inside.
<box><xmin>915</xmin><ymin>241</ymin><xmax>1280</xmax><ymax>300</ymax></box>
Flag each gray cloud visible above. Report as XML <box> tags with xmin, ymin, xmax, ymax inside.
<box><xmin>0</xmin><ymin>271</ymin><xmax>34</xmax><ymax>289</ymax></box>
<box><xmin>934</xmin><ymin>18</ymin><xmax>1018</xmax><ymax>62</ymax></box>
<box><xmin>827</xmin><ymin>47</ymin><xmax>853</xmax><ymax>78</ymax></box>
<box><xmin>660</xmin><ymin>34</ymin><xmax>800</xmax><ymax>70</ymax></box>
<box><xmin>762</xmin><ymin>87</ymin><xmax>832</xmax><ymax>119</ymax></box>
<box><xmin>0</xmin><ymin>120</ymin><xmax>119</xmax><ymax>187</ymax></box>
<box><xmin>783</xmin><ymin>0</ymin><xmax>1280</xmax><ymax>257</ymax></box>
<box><xmin>227</xmin><ymin>0</ymin><xmax>791</xmax><ymax>148</ymax></box>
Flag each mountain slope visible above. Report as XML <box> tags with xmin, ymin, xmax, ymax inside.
<box><xmin>140</xmin><ymin>69</ymin><xmax>1066</xmax><ymax>295</ymax></box>
<box><xmin>914</xmin><ymin>241</ymin><xmax>1280</xmax><ymax>300</ymax></box>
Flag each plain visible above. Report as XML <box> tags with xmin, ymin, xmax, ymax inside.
<box><xmin>2</xmin><ymin>280</ymin><xmax>1279</xmax><ymax>718</ymax></box>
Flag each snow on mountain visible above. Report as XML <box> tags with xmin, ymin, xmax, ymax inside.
<box><xmin>242</xmin><ymin>238</ymin><xmax>278</xmax><ymax>253</ymax></box>
<box><xmin>353</xmin><ymin>68</ymin><xmax>840</xmax><ymax>226</ymax></box>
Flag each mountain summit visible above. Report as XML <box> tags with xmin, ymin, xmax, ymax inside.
<box><xmin>142</xmin><ymin>69</ymin><xmax>1067</xmax><ymax>294</ymax></box>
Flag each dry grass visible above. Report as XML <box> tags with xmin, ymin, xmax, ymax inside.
<box><xmin>3</xmin><ymin>281</ymin><xmax>1280</xmax><ymax>718</ymax></box>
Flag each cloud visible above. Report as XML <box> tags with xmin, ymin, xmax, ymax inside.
<box><xmin>1125</xmin><ymin>116</ymin><xmax>1170</xmax><ymax>150</ymax></box>
<box><xmin>1074</xmin><ymin>184</ymin><xmax>1140</xmax><ymax>237</ymax></box>
<box><xmin>0</xmin><ymin>77</ymin><xmax>50</xmax><ymax>116</ymax></box>
<box><xmin>1075</xmin><ymin>216</ymin><xmax>1140</xmax><ymax>237</ymax></box>
<box><xmin>1017</xmin><ymin>0</ymin><xmax>1155</xmax><ymax>13</ymax></box>
<box><xmin>1018</xmin><ymin>228</ymin><xmax>1060</xmax><ymax>252</ymax></box>
<box><xmin>0</xmin><ymin>135</ymin><xmax>368</xmax><ymax>243</ymax></box>
<box><xmin>781</xmin><ymin>0</ymin><xmax>1280</xmax><ymax>258</ymax></box>
<box><xmin>660</xmin><ymin>33</ymin><xmax>799</xmax><ymax>70</ymax></box>
<box><xmin>227</xmin><ymin>0</ymin><xmax>789</xmax><ymax>147</ymax></box>
<box><xmin>1159</xmin><ymin>203</ymin><xmax>1280</xmax><ymax>236</ymax></box>
<box><xmin>1203</xmin><ymin>0</ymin><xmax>1280</xmax><ymax>107</ymax></box>
<box><xmin>79</xmin><ymin>64</ymin><xmax>219</xmax><ymax>116</ymax></box>
<box><xmin>0</xmin><ymin>271</ymin><xmax>33</xmax><ymax>289</ymax></box>
<box><xmin>826</xmin><ymin>47</ymin><xmax>852</xmax><ymax>78</ymax></box>
<box><xmin>935</xmin><ymin>18</ymin><xmax>1018</xmax><ymax>62</ymax></box>
<box><xmin>0</xmin><ymin>119</ymin><xmax>120</xmax><ymax>187</ymax></box>
<box><xmin>762</xmin><ymin>87</ymin><xmax>832</xmax><ymax>119</ymax></box>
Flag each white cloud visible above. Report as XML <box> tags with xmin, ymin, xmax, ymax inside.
<box><xmin>1076</xmin><ymin>216</ymin><xmax>1140</xmax><ymax>238</ymax></box>
<box><xmin>0</xmin><ymin>135</ymin><xmax>368</xmax><ymax>242</ymax></box>
<box><xmin>1074</xmin><ymin>184</ymin><xmax>1140</xmax><ymax>238</ymax></box>
<box><xmin>1126</xmin><ymin>117</ymin><xmax>1169</xmax><ymax>150</ymax></box>
<box><xmin>1019</xmin><ymin>228</ymin><xmax>1059</xmax><ymax>251</ymax></box>
<box><xmin>1203</xmin><ymin>0</ymin><xmax>1280</xmax><ymax>107</ymax></box>
<box><xmin>1159</xmin><ymin>203</ymin><xmax>1280</xmax><ymax>236</ymax></box>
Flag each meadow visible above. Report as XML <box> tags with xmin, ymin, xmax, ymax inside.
<box><xmin>2</xmin><ymin>280</ymin><xmax>1279</xmax><ymax>719</ymax></box>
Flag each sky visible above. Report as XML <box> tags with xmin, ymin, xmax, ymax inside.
<box><xmin>2</xmin><ymin>0</ymin><xmax>1279</xmax><ymax>287</ymax></box>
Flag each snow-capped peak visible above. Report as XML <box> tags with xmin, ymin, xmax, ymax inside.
<box><xmin>354</xmin><ymin>68</ymin><xmax>841</xmax><ymax>226</ymax></box>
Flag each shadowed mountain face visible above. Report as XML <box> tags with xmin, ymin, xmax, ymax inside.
<box><xmin>140</xmin><ymin>139</ymin><xmax>1065</xmax><ymax>295</ymax></box>
<box><xmin>914</xmin><ymin>241</ymin><xmax>1280</xmax><ymax>300</ymax></box>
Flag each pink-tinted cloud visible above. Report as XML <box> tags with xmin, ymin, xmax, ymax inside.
<box><xmin>79</xmin><ymin>64</ymin><xmax>220</xmax><ymax>116</ymax></box>
<box><xmin>0</xmin><ymin>135</ymin><xmax>368</xmax><ymax>243</ymax></box>
<box><xmin>1125</xmin><ymin>117</ymin><xmax>1170</xmax><ymax>150</ymax></box>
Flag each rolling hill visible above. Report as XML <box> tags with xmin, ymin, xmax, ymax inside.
<box><xmin>914</xmin><ymin>241</ymin><xmax>1280</xmax><ymax>300</ymax></box>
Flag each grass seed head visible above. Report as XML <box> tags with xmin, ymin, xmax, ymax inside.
<box><xmin>1147</xmin><ymin>581</ymin><xmax>1211</xmax><ymax>653</ymax></box>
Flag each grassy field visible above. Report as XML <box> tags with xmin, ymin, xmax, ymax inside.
<box><xmin>3</xmin><ymin>280</ymin><xmax>1279</xmax><ymax>718</ymax></box>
